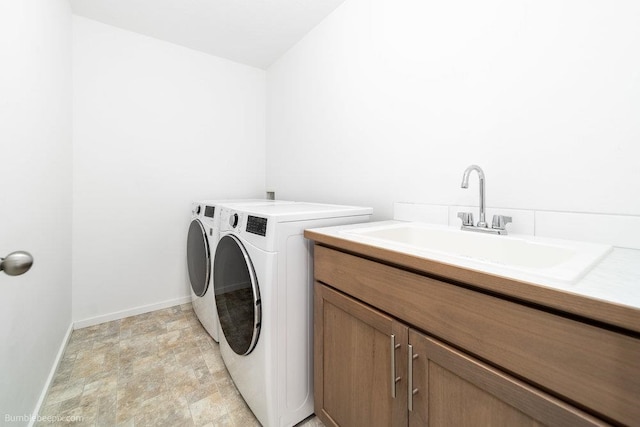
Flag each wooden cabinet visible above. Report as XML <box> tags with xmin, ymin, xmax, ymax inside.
<box><xmin>311</xmin><ymin>245</ymin><xmax>640</xmax><ymax>426</ymax></box>
<box><xmin>407</xmin><ymin>329</ymin><xmax>605</xmax><ymax>427</ymax></box>
<box><xmin>315</xmin><ymin>283</ymin><xmax>606</xmax><ymax>427</ymax></box>
<box><xmin>314</xmin><ymin>284</ymin><xmax>407</xmax><ymax>427</ymax></box>
<box><xmin>314</xmin><ymin>245</ymin><xmax>640</xmax><ymax>427</ymax></box>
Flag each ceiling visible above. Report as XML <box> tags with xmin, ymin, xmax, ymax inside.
<box><xmin>69</xmin><ymin>0</ymin><xmax>346</xmax><ymax>69</ymax></box>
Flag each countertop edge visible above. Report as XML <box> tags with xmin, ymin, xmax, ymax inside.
<box><xmin>304</xmin><ymin>228</ymin><xmax>640</xmax><ymax>335</ymax></box>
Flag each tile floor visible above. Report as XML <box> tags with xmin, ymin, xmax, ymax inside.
<box><xmin>37</xmin><ymin>303</ymin><xmax>324</xmax><ymax>426</ymax></box>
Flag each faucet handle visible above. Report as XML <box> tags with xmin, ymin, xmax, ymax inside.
<box><xmin>491</xmin><ymin>215</ymin><xmax>512</xmax><ymax>230</ymax></box>
<box><xmin>457</xmin><ymin>212</ymin><xmax>474</xmax><ymax>226</ymax></box>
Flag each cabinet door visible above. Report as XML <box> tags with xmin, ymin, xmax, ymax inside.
<box><xmin>315</xmin><ymin>282</ymin><xmax>408</xmax><ymax>427</ymax></box>
<box><xmin>408</xmin><ymin>330</ymin><xmax>606</xmax><ymax>427</ymax></box>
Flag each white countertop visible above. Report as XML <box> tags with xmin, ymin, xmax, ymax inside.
<box><xmin>573</xmin><ymin>247</ymin><xmax>640</xmax><ymax>310</ymax></box>
<box><xmin>307</xmin><ymin>220</ymin><xmax>640</xmax><ymax>312</ymax></box>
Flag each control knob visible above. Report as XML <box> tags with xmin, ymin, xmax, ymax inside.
<box><xmin>229</xmin><ymin>213</ymin><xmax>239</xmax><ymax>228</ymax></box>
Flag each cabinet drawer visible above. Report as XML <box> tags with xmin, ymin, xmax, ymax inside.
<box><xmin>314</xmin><ymin>245</ymin><xmax>640</xmax><ymax>426</ymax></box>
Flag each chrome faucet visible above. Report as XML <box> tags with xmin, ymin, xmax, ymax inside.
<box><xmin>460</xmin><ymin>165</ymin><xmax>487</xmax><ymax>227</ymax></box>
<box><xmin>458</xmin><ymin>165</ymin><xmax>512</xmax><ymax>235</ymax></box>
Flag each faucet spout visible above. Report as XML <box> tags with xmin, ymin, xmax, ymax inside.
<box><xmin>461</xmin><ymin>165</ymin><xmax>487</xmax><ymax>227</ymax></box>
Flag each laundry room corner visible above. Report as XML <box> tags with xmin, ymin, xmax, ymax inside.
<box><xmin>70</xmin><ymin>16</ymin><xmax>267</xmax><ymax>326</ymax></box>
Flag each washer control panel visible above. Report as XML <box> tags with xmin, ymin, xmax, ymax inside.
<box><xmin>246</xmin><ymin>216</ymin><xmax>268</xmax><ymax>236</ymax></box>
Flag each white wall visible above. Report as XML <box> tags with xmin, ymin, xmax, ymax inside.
<box><xmin>72</xmin><ymin>17</ymin><xmax>266</xmax><ymax>324</ymax></box>
<box><xmin>0</xmin><ymin>0</ymin><xmax>72</xmax><ymax>421</ymax></box>
<box><xmin>267</xmin><ymin>0</ymin><xmax>640</xmax><ymax>222</ymax></box>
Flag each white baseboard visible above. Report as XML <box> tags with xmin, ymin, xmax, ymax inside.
<box><xmin>29</xmin><ymin>322</ymin><xmax>74</xmax><ymax>427</ymax></box>
<box><xmin>73</xmin><ymin>295</ymin><xmax>193</xmax><ymax>329</ymax></box>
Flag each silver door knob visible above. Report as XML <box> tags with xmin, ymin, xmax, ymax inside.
<box><xmin>1</xmin><ymin>251</ymin><xmax>34</xmax><ymax>276</ymax></box>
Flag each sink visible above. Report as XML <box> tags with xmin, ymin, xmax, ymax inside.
<box><xmin>343</xmin><ymin>222</ymin><xmax>612</xmax><ymax>285</ymax></box>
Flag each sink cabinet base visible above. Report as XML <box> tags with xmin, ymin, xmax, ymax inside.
<box><xmin>312</xmin><ymin>245</ymin><xmax>639</xmax><ymax>426</ymax></box>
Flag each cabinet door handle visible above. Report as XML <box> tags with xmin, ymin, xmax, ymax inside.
<box><xmin>390</xmin><ymin>334</ymin><xmax>401</xmax><ymax>398</ymax></box>
<box><xmin>408</xmin><ymin>344</ymin><xmax>419</xmax><ymax>411</ymax></box>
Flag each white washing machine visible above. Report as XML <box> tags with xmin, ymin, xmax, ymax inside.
<box><xmin>213</xmin><ymin>202</ymin><xmax>373</xmax><ymax>426</ymax></box>
<box><xmin>187</xmin><ymin>199</ymin><xmax>294</xmax><ymax>341</ymax></box>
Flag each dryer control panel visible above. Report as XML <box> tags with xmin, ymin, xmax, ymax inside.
<box><xmin>246</xmin><ymin>216</ymin><xmax>268</xmax><ymax>236</ymax></box>
<box><xmin>219</xmin><ymin>208</ymin><xmax>244</xmax><ymax>232</ymax></box>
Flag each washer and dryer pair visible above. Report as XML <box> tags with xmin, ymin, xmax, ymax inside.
<box><xmin>213</xmin><ymin>202</ymin><xmax>372</xmax><ymax>427</ymax></box>
<box><xmin>187</xmin><ymin>199</ymin><xmax>289</xmax><ymax>342</ymax></box>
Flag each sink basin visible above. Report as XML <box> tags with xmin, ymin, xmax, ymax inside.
<box><xmin>343</xmin><ymin>222</ymin><xmax>612</xmax><ymax>285</ymax></box>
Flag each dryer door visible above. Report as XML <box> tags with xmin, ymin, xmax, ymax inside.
<box><xmin>187</xmin><ymin>219</ymin><xmax>210</xmax><ymax>297</ymax></box>
<box><xmin>214</xmin><ymin>234</ymin><xmax>261</xmax><ymax>356</ymax></box>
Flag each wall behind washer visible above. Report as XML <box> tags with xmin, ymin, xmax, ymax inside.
<box><xmin>72</xmin><ymin>17</ymin><xmax>266</xmax><ymax>324</ymax></box>
<box><xmin>266</xmin><ymin>0</ymin><xmax>640</xmax><ymax>221</ymax></box>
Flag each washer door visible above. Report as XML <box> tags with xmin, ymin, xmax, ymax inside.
<box><xmin>187</xmin><ymin>219</ymin><xmax>210</xmax><ymax>297</ymax></box>
<box><xmin>214</xmin><ymin>234</ymin><xmax>261</xmax><ymax>356</ymax></box>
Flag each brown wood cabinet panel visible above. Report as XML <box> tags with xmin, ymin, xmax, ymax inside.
<box><xmin>304</xmin><ymin>229</ymin><xmax>640</xmax><ymax>333</ymax></box>
<box><xmin>409</xmin><ymin>330</ymin><xmax>606</xmax><ymax>427</ymax></box>
<box><xmin>314</xmin><ymin>246</ymin><xmax>640</xmax><ymax>425</ymax></box>
<box><xmin>314</xmin><ymin>283</ymin><xmax>408</xmax><ymax>427</ymax></box>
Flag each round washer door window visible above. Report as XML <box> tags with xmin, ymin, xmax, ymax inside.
<box><xmin>187</xmin><ymin>219</ymin><xmax>210</xmax><ymax>297</ymax></box>
<box><xmin>214</xmin><ymin>234</ymin><xmax>261</xmax><ymax>356</ymax></box>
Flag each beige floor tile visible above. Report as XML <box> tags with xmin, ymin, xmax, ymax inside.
<box><xmin>71</xmin><ymin>350</ymin><xmax>107</xmax><ymax>379</ymax></box>
<box><xmin>299</xmin><ymin>415</ymin><xmax>327</xmax><ymax>427</ymax></box>
<box><xmin>189</xmin><ymin>393</ymin><xmax>228</xmax><ymax>426</ymax></box>
<box><xmin>207</xmin><ymin>413</ymin><xmax>235</xmax><ymax>426</ymax></box>
<box><xmin>164</xmin><ymin>366</ymin><xmax>203</xmax><ymax>403</ymax></box>
<box><xmin>158</xmin><ymin>327</ymin><xmax>193</xmax><ymax>350</ymax></box>
<box><xmin>65</xmin><ymin>335</ymin><xmax>95</xmax><ymax>356</ymax></box>
<box><xmin>34</xmin><ymin>402</ymin><xmax>62</xmax><ymax>427</ymax></box>
<box><xmin>174</xmin><ymin>346</ymin><xmax>206</xmax><ymax>368</ymax></box>
<box><xmin>148</xmin><ymin>306</ymin><xmax>183</xmax><ymax>322</ymax></box>
<box><xmin>95</xmin><ymin>395</ymin><xmax>117</xmax><ymax>427</ymax></box>
<box><xmin>37</xmin><ymin>302</ymin><xmax>324</xmax><ymax>427</ymax></box>
<box><xmin>119</xmin><ymin>334</ymin><xmax>159</xmax><ymax>365</ymax></box>
<box><xmin>116</xmin><ymin>367</ymin><xmax>168</xmax><ymax>423</ymax></box>
<box><xmin>91</xmin><ymin>333</ymin><xmax>120</xmax><ymax>353</ymax></box>
<box><xmin>70</xmin><ymin>324</ymin><xmax>105</xmax><ymax>342</ymax></box>
<box><xmin>166</xmin><ymin>317</ymin><xmax>192</xmax><ymax>331</ymax></box>
<box><xmin>131</xmin><ymin>353</ymin><xmax>168</xmax><ymax>377</ymax></box>
<box><xmin>121</xmin><ymin>318</ymin><xmax>166</xmax><ymax>340</ymax></box>
<box><xmin>135</xmin><ymin>392</ymin><xmax>194</xmax><ymax>427</ymax></box>
<box><xmin>84</xmin><ymin>375</ymin><xmax>118</xmax><ymax>400</ymax></box>
<box><xmin>228</xmin><ymin>404</ymin><xmax>261</xmax><ymax>427</ymax></box>
<box><xmin>46</xmin><ymin>378</ymin><xmax>85</xmax><ymax>405</ymax></box>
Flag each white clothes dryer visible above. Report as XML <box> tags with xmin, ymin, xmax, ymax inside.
<box><xmin>213</xmin><ymin>202</ymin><xmax>372</xmax><ymax>427</ymax></box>
<box><xmin>187</xmin><ymin>199</ymin><xmax>294</xmax><ymax>341</ymax></box>
<box><xmin>187</xmin><ymin>201</ymin><xmax>220</xmax><ymax>340</ymax></box>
